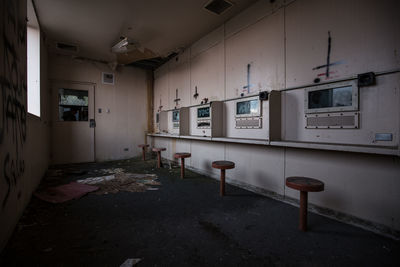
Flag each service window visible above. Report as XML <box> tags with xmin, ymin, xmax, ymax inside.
<box><xmin>58</xmin><ymin>88</ymin><xmax>89</xmax><ymax>121</ymax></box>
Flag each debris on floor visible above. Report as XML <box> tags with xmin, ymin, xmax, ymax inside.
<box><xmin>120</xmin><ymin>258</ymin><xmax>141</xmax><ymax>267</ymax></box>
<box><xmin>93</xmin><ymin>168</ymin><xmax>125</xmax><ymax>174</ymax></box>
<box><xmin>76</xmin><ymin>172</ymin><xmax>160</xmax><ymax>195</ymax></box>
<box><xmin>77</xmin><ymin>175</ymin><xmax>116</xmax><ymax>184</ymax></box>
<box><xmin>34</xmin><ymin>182</ymin><xmax>99</xmax><ymax>203</ymax></box>
<box><xmin>2</xmin><ymin>158</ymin><xmax>400</xmax><ymax>267</ymax></box>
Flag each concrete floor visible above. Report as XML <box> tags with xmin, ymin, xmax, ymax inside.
<box><xmin>1</xmin><ymin>156</ymin><xmax>399</xmax><ymax>266</ymax></box>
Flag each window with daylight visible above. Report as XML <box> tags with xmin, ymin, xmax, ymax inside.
<box><xmin>27</xmin><ymin>26</ymin><xmax>40</xmax><ymax>117</ymax></box>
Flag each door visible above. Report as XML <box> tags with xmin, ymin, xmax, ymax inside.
<box><xmin>51</xmin><ymin>81</ymin><xmax>95</xmax><ymax>164</ymax></box>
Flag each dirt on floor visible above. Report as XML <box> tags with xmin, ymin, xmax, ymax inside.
<box><xmin>1</xmin><ymin>155</ymin><xmax>400</xmax><ymax>267</ymax></box>
<box><xmin>77</xmin><ymin>171</ymin><xmax>161</xmax><ymax>195</ymax></box>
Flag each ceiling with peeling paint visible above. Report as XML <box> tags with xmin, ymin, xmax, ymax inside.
<box><xmin>34</xmin><ymin>0</ymin><xmax>259</xmax><ymax>65</ymax></box>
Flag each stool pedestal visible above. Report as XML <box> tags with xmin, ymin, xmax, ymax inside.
<box><xmin>286</xmin><ymin>177</ymin><xmax>324</xmax><ymax>231</ymax></box>
<box><xmin>212</xmin><ymin>161</ymin><xmax>235</xmax><ymax>196</ymax></box>
<box><xmin>220</xmin><ymin>169</ymin><xmax>226</xmax><ymax>196</ymax></box>
<box><xmin>138</xmin><ymin>144</ymin><xmax>149</xmax><ymax>161</ymax></box>
<box><xmin>152</xmin><ymin>147</ymin><xmax>166</xmax><ymax>168</ymax></box>
<box><xmin>174</xmin><ymin>153</ymin><xmax>191</xmax><ymax>179</ymax></box>
<box><xmin>300</xmin><ymin>191</ymin><xmax>308</xmax><ymax>231</ymax></box>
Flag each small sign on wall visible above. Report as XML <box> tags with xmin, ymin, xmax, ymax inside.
<box><xmin>102</xmin><ymin>72</ymin><xmax>115</xmax><ymax>85</ymax></box>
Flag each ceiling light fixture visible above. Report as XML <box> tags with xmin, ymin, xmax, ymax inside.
<box><xmin>112</xmin><ymin>37</ymin><xmax>129</xmax><ymax>53</ymax></box>
<box><xmin>111</xmin><ymin>36</ymin><xmax>144</xmax><ymax>54</ymax></box>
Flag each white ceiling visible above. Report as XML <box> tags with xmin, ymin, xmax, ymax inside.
<box><xmin>34</xmin><ymin>0</ymin><xmax>259</xmax><ymax>64</ymax></box>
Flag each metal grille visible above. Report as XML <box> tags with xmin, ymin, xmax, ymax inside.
<box><xmin>204</xmin><ymin>0</ymin><xmax>233</xmax><ymax>15</ymax></box>
<box><xmin>102</xmin><ymin>72</ymin><xmax>114</xmax><ymax>85</ymax></box>
<box><xmin>235</xmin><ymin>118</ymin><xmax>261</xmax><ymax>129</ymax></box>
<box><xmin>306</xmin><ymin>113</ymin><xmax>359</xmax><ymax>129</ymax></box>
<box><xmin>197</xmin><ymin>120</ymin><xmax>211</xmax><ymax>128</ymax></box>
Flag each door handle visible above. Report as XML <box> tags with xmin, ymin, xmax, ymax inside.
<box><xmin>90</xmin><ymin>119</ymin><xmax>96</xmax><ymax>128</ymax></box>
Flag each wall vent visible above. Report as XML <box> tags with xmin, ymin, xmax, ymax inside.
<box><xmin>102</xmin><ymin>72</ymin><xmax>115</xmax><ymax>85</ymax></box>
<box><xmin>204</xmin><ymin>0</ymin><xmax>233</xmax><ymax>15</ymax></box>
<box><xmin>305</xmin><ymin>112</ymin><xmax>359</xmax><ymax>129</ymax></box>
<box><xmin>235</xmin><ymin>117</ymin><xmax>262</xmax><ymax>129</ymax></box>
<box><xmin>56</xmin><ymin>42</ymin><xmax>79</xmax><ymax>54</ymax></box>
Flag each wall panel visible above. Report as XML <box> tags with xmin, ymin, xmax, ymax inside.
<box><xmin>191</xmin><ymin>26</ymin><xmax>224</xmax><ymax>58</ymax></box>
<box><xmin>168</xmin><ymin>61</ymin><xmax>190</xmax><ymax>109</ymax></box>
<box><xmin>190</xmin><ymin>42</ymin><xmax>225</xmax><ymax>105</ymax></box>
<box><xmin>226</xmin><ymin>144</ymin><xmax>285</xmax><ymax>195</ymax></box>
<box><xmin>285</xmin><ymin>0</ymin><xmax>400</xmax><ymax>87</ymax></box>
<box><xmin>225</xmin><ymin>10</ymin><xmax>285</xmax><ymax>99</ymax></box>
<box><xmin>190</xmin><ymin>141</ymin><xmax>225</xmax><ymax>176</ymax></box>
<box><xmin>154</xmin><ymin>64</ymin><xmax>169</xmax><ymax>113</ymax></box>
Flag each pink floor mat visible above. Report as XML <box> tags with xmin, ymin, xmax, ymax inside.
<box><xmin>34</xmin><ymin>182</ymin><xmax>99</xmax><ymax>203</ymax></box>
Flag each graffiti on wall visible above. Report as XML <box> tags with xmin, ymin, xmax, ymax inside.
<box><xmin>0</xmin><ymin>0</ymin><xmax>27</xmax><ymax>209</ymax></box>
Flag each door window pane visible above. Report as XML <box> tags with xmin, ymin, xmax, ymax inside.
<box><xmin>59</xmin><ymin>88</ymin><xmax>88</xmax><ymax>121</ymax></box>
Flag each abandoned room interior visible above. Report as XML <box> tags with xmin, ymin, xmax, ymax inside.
<box><xmin>1</xmin><ymin>0</ymin><xmax>400</xmax><ymax>266</ymax></box>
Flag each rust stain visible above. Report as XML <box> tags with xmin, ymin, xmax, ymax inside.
<box><xmin>146</xmin><ymin>70</ymin><xmax>154</xmax><ymax>134</ymax></box>
<box><xmin>171</xmin><ymin>139</ymin><xmax>176</xmax><ymax>155</ymax></box>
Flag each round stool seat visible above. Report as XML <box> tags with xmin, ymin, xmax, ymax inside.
<box><xmin>138</xmin><ymin>144</ymin><xmax>149</xmax><ymax>148</ymax></box>
<box><xmin>212</xmin><ymin>161</ymin><xmax>235</xmax><ymax>170</ymax></box>
<box><xmin>152</xmin><ymin>147</ymin><xmax>166</xmax><ymax>152</ymax></box>
<box><xmin>174</xmin><ymin>152</ymin><xmax>191</xmax><ymax>159</ymax></box>
<box><xmin>286</xmin><ymin>177</ymin><xmax>324</xmax><ymax>192</ymax></box>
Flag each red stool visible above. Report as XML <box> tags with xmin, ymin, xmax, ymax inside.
<box><xmin>138</xmin><ymin>144</ymin><xmax>149</xmax><ymax>161</ymax></box>
<box><xmin>212</xmin><ymin>161</ymin><xmax>235</xmax><ymax>196</ymax></box>
<box><xmin>285</xmin><ymin>177</ymin><xmax>324</xmax><ymax>231</ymax></box>
<box><xmin>152</xmin><ymin>147</ymin><xmax>166</xmax><ymax>168</ymax></box>
<box><xmin>174</xmin><ymin>153</ymin><xmax>191</xmax><ymax>179</ymax></box>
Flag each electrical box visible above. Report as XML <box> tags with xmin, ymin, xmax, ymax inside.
<box><xmin>225</xmin><ymin>91</ymin><xmax>281</xmax><ymax>140</ymax></box>
<box><xmin>304</xmin><ymin>80</ymin><xmax>359</xmax><ymax>129</ymax></box>
<box><xmin>172</xmin><ymin>110</ymin><xmax>180</xmax><ymax>128</ymax></box>
<box><xmin>168</xmin><ymin>108</ymin><xmax>189</xmax><ymax>135</ymax></box>
<box><xmin>283</xmin><ymin>73</ymin><xmax>399</xmax><ymax>147</ymax></box>
<box><xmin>158</xmin><ymin>111</ymin><xmax>169</xmax><ymax>133</ymax></box>
<box><xmin>190</xmin><ymin>101</ymin><xmax>223</xmax><ymax>137</ymax></box>
<box><xmin>234</xmin><ymin>96</ymin><xmax>262</xmax><ymax>129</ymax></box>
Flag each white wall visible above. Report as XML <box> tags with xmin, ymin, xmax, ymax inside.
<box><xmin>1</xmin><ymin>0</ymin><xmax>51</xmax><ymax>251</ymax></box>
<box><xmin>285</xmin><ymin>0</ymin><xmax>400</xmax><ymax>87</ymax></box>
<box><xmin>49</xmin><ymin>54</ymin><xmax>148</xmax><ymax>162</ymax></box>
<box><xmin>151</xmin><ymin>0</ymin><xmax>400</xmax><ymax>236</ymax></box>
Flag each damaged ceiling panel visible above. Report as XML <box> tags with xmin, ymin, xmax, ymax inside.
<box><xmin>129</xmin><ymin>54</ymin><xmax>178</xmax><ymax>70</ymax></box>
<box><xmin>116</xmin><ymin>47</ymin><xmax>159</xmax><ymax>65</ymax></box>
<box><xmin>34</xmin><ymin>0</ymin><xmax>258</xmax><ymax>68</ymax></box>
